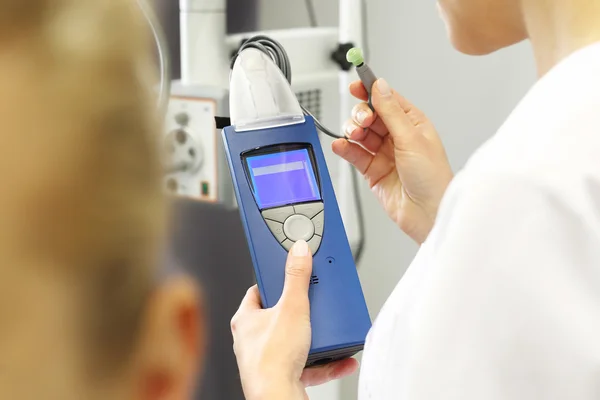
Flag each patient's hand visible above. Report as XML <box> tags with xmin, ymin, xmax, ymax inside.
<box><xmin>231</xmin><ymin>241</ymin><xmax>359</xmax><ymax>400</ymax></box>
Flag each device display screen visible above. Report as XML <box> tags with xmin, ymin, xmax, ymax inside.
<box><xmin>245</xmin><ymin>148</ymin><xmax>321</xmax><ymax>209</ymax></box>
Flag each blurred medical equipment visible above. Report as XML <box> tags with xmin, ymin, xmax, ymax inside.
<box><xmin>159</xmin><ymin>0</ymin><xmax>368</xmax><ymax>264</ymax></box>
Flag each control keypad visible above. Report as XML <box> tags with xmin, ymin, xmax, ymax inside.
<box><xmin>262</xmin><ymin>202</ymin><xmax>324</xmax><ymax>254</ymax></box>
<box><xmin>265</xmin><ymin>219</ymin><xmax>286</xmax><ymax>243</ymax></box>
<box><xmin>283</xmin><ymin>215</ymin><xmax>315</xmax><ymax>242</ymax></box>
<box><xmin>262</xmin><ymin>206</ymin><xmax>295</xmax><ymax>223</ymax></box>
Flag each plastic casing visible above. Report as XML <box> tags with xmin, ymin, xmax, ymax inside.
<box><xmin>222</xmin><ymin>117</ymin><xmax>372</xmax><ymax>362</ymax></box>
<box><xmin>230</xmin><ymin>48</ymin><xmax>306</xmax><ymax>132</ymax></box>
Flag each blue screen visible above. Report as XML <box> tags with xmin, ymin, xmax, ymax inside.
<box><xmin>245</xmin><ymin>148</ymin><xmax>321</xmax><ymax>209</ymax></box>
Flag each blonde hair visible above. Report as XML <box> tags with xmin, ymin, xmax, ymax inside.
<box><xmin>0</xmin><ymin>0</ymin><xmax>165</xmax><ymax>373</ymax></box>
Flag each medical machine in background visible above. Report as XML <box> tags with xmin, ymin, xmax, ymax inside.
<box><xmin>163</xmin><ymin>0</ymin><xmax>368</xmax><ymax>261</ymax></box>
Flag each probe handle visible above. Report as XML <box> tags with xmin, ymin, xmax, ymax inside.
<box><xmin>356</xmin><ymin>64</ymin><xmax>377</xmax><ymax>111</ymax></box>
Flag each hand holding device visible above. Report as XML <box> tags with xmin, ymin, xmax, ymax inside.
<box><xmin>231</xmin><ymin>240</ymin><xmax>359</xmax><ymax>400</ymax></box>
<box><xmin>333</xmin><ymin>76</ymin><xmax>454</xmax><ymax>244</ymax></box>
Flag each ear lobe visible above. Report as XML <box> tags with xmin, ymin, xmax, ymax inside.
<box><xmin>140</xmin><ymin>370</ymin><xmax>173</xmax><ymax>399</ymax></box>
<box><xmin>134</xmin><ymin>276</ymin><xmax>204</xmax><ymax>400</ymax></box>
<box><xmin>176</xmin><ymin>286</ymin><xmax>202</xmax><ymax>362</ymax></box>
<box><xmin>175</xmin><ymin>279</ymin><xmax>206</xmax><ymax>387</ymax></box>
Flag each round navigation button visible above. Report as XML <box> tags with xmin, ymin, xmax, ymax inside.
<box><xmin>283</xmin><ymin>215</ymin><xmax>315</xmax><ymax>242</ymax></box>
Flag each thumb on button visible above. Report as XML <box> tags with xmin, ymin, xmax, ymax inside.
<box><xmin>280</xmin><ymin>240</ymin><xmax>313</xmax><ymax>308</ymax></box>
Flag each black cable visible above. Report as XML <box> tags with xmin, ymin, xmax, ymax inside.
<box><xmin>230</xmin><ymin>36</ymin><xmax>344</xmax><ymax>140</ymax></box>
<box><xmin>304</xmin><ymin>0</ymin><xmax>318</xmax><ymax>27</ymax></box>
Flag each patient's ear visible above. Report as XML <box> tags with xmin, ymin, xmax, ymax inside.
<box><xmin>133</xmin><ymin>276</ymin><xmax>205</xmax><ymax>400</ymax></box>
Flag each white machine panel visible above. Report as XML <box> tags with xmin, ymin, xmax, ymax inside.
<box><xmin>165</xmin><ymin>96</ymin><xmax>219</xmax><ymax>202</ymax></box>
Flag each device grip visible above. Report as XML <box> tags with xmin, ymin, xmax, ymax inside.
<box><xmin>356</xmin><ymin>64</ymin><xmax>377</xmax><ymax>111</ymax></box>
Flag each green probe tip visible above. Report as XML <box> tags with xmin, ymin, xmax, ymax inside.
<box><xmin>346</xmin><ymin>47</ymin><xmax>364</xmax><ymax>67</ymax></box>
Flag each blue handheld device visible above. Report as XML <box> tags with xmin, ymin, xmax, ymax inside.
<box><xmin>223</xmin><ymin>47</ymin><xmax>371</xmax><ymax>366</ymax></box>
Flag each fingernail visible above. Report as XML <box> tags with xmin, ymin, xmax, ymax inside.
<box><xmin>377</xmin><ymin>79</ymin><xmax>392</xmax><ymax>97</ymax></box>
<box><xmin>345</xmin><ymin>123</ymin><xmax>356</xmax><ymax>138</ymax></box>
<box><xmin>291</xmin><ymin>240</ymin><xmax>309</xmax><ymax>256</ymax></box>
<box><xmin>356</xmin><ymin>110</ymin><xmax>368</xmax><ymax>125</ymax></box>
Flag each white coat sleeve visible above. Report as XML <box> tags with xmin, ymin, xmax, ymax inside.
<box><xmin>406</xmin><ymin>173</ymin><xmax>600</xmax><ymax>400</ymax></box>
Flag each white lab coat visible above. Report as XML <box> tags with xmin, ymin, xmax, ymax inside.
<box><xmin>358</xmin><ymin>42</ymin><xmax>600</xmax><ymax>399</ymax></box>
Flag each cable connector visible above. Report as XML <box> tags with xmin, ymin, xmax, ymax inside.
<box><xmin>331</xmin><ymin>42</ymin><xmax>356</xmax><ymax>71</ymax></box>
<box><xmin>215</xmin><ymin>116</ymin><xmax>231</xmax><ymax>130</ymax></box>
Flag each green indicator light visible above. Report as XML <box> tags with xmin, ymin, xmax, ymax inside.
<box><xmin>201</xmin><ymin>182</ymin><xmax>210</xmax><ymax>196</ymax></box>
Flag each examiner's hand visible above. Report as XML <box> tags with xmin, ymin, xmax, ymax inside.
<box><xmin>334</xmin><ymin>79</ymin><xmax>454</xmax><ymax>244</ymax></box>
<box><xmin>231</xmin><ymin>240</ymin><xmax>359</xmax><ymax>400</ymax></box>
